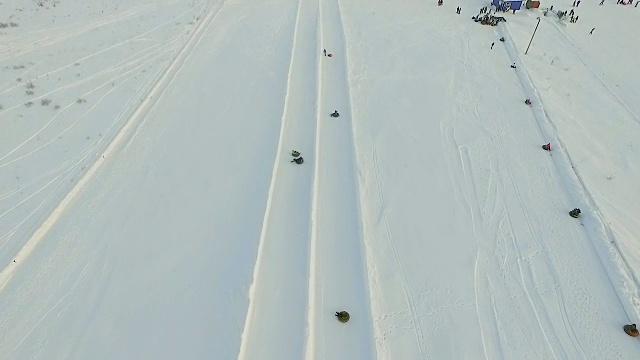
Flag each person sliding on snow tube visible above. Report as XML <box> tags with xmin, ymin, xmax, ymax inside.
<box><xmin>335</xmin><ymin>311</ymin><xmax>350</xmax><ymax>323</ymax></box>
<box><xmin>624</xmin><ymin>324</ymin><xmax>639</xmax><ymax>337</ymax></box>
<box><xmin>291</xmin><ymin>157</ymin><xmax>304</xmax><ymax>164</ymax></box>
<box><xmin>525</xmin><ymin>98</ymin><xmax>532</xmax><ymax>105</ymax></box>
<box><xmin>542</xmin><ymin>143</ymin><xmax>551</xmax><ymax>151</ymax></box>
<box><xmin>569</xmin><ymin>208</ymin><xmax>581</xmax><ymax>218</ymax></box>
<box><xmin>330</xmin><ymin>110</ymin><xmax>340</xmax><ymax>117</ymax></box>
<box><xmin>292</xmin><ymin>150</ymin><xmax>300</xmax><ymax>157</ymax></box>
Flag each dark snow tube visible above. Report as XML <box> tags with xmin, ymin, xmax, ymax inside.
<box><xmin>336</xmin><ymin>311</ymin><xmax>350</xmax><ymax>323</ymax></box>
<box><xmin>624</xmin><ymin>324</ymin><xmax>639</xmax><ymax>337</ymax></box>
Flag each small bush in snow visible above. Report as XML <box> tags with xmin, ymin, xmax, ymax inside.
<box><xmin>0</xmin><ymin>23</ymin><xmax>8</xmax><ymax>29</ymax></box>
<box><xmin>0</xmin><ymin>104</ymin><xmax>3</xmax><ymax>110</ymax></box>
<box><xmin>25</xmin><ymin>81</ymin><xmax>35</xmax><ymax>89</ymax></box>
<box><xmin>41</xmin><ymin>99</ymin><xmax>51</xmax><ymax>106</ymax></box>
<box><xmin>25</xmin><ymin>90</ymin><xmax>34</xmax><ymax>95</ymax></box>
<box><xmin>10</xmin><ymin>22</ymin><xmax>18</xmax><ymax>27</ymax></box>
<box><xmin>13</xmin><ymin>65</ymin><xmax>25</xmax><ymax>70</ymax></box>
<box><xmin>25</xmin><ymin>101</ymin><xmax>33</xmax><ymax>107</ymax></box>
<box><xmin>76</xmin><ymin>98</ymin><xmax>86</xmax><ymax>104</ymax></box>
<box><xmin>54</xmin><ymin>105</ymin><xmax>60</xmax><ymax>110</ymax></box>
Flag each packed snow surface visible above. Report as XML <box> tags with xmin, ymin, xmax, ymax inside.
<box><xmin>1</xmin><ymin>0</ymin><xmax>640</xmax><ymax>358</ymax></box>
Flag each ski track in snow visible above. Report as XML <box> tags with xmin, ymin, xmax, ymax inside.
<box><xmin>443</xmin><ymin>42</ymin><xmax>501</xmax><ymax>356</ymax></box>
<box><xmin>0</xmin><ymin>0</ymin><xmax>224</xmax><ymax>292</ymax></box>
<box><xmin>0</xmin><ymin>59</ymin><xmax>163</xmax><ymax>248</ymax></box>
<box><xmin>0</xmin><ymin>0</ymin><xmax>212</xmax><ymax>264</ymax></box>
<box><xmin>0</xmin><ymin>3</ymin><xmax>205</xmax><ymax>159</ymax></box>
<box><xmin>0</xmin><ymin>4</ymin><xmax>156</xmax><ymax>62</ymax></box>
<box><xmin>359</xmin><ymin>48</ymin><xmax>428</xmax><ymax>360</ymax></box>
<box><xmin>0</xmin><ymin>3</ymin><xmax>198</xmax><ymax>100</ymax></box>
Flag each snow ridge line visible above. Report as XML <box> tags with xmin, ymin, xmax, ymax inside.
<box><xmin>498</xmin><ymin>23</ymin><xmax>640</xmax><ymax>321</ymax></box>
<box><xmin>0</xmin><ymin>44</ymin><xmax>184</xmax><ymax>166</ymax></box>
<box><xmin>334</xmin><ymin>7</ymin><xmax>379</xmax><ymax>359</ymax></box>
<box><xmin>332</xmin><ymin>2</ymin><xmax>378</xmax><ymax>355</ymax></box>
<box><xmin>0</xmin><ymin>60</ymin><xmax>159</xmax><ymax>245</ymax></box>
<box><xmin>305</xmin><ymin>0</ymin><xmax>322</xmax><ymax>357</ymax></box>
<box><xmin>0</xmin><ymin>0</ymin><xmax>223</xmax><ymax>292</ymax></box>
<box><xmin>237</xmin><ymin>0</ymin><xmax>309</xmax><ymax>358</ymax></box>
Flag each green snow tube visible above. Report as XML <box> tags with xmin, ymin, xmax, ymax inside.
<box><xmin>336</xmin><ymin>311</ymin><xmax>350</xmax><ymax>323</ymax></box>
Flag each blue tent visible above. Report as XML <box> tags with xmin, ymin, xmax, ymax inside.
<box><xmin>492</xmin><ymin>0</ymin><xmax>523</xmax><ymax>11</ymax></box>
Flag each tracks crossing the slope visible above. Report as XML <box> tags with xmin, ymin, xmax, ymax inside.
<box><xmin>448</xmin><ymin>30</ymin><xmax>570</xmax><ymax>359</ymax></box>
<box><xmin>0</xmin><ymin>3</ymin><xmax>158</xmax><ymax>62</ymax></box>
<box><xmin>0</xmin><ymin>2</ymin><xmax>211</xmax><ymax>259</ymax></box>
<box><xmin>0</xmin><ymin>0</ymin><xmax>226</xmax><ymax>292</ymax></box>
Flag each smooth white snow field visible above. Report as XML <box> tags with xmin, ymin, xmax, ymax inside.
<box><xmin>1</xmin><ymin>0</ymin><xmax>640</xmax><ymax>359</ymax></box>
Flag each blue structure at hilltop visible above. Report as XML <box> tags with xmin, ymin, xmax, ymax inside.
<box><xmin>492</xmin><ymin>0</ymin><xmax>523</xmax><ymax>11</ymax></box>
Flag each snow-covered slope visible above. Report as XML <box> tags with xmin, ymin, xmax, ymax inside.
<box><xmin>1</xmin><ymin>0</ymin><xmax>639</xmax><ymax>359</ymax></box>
